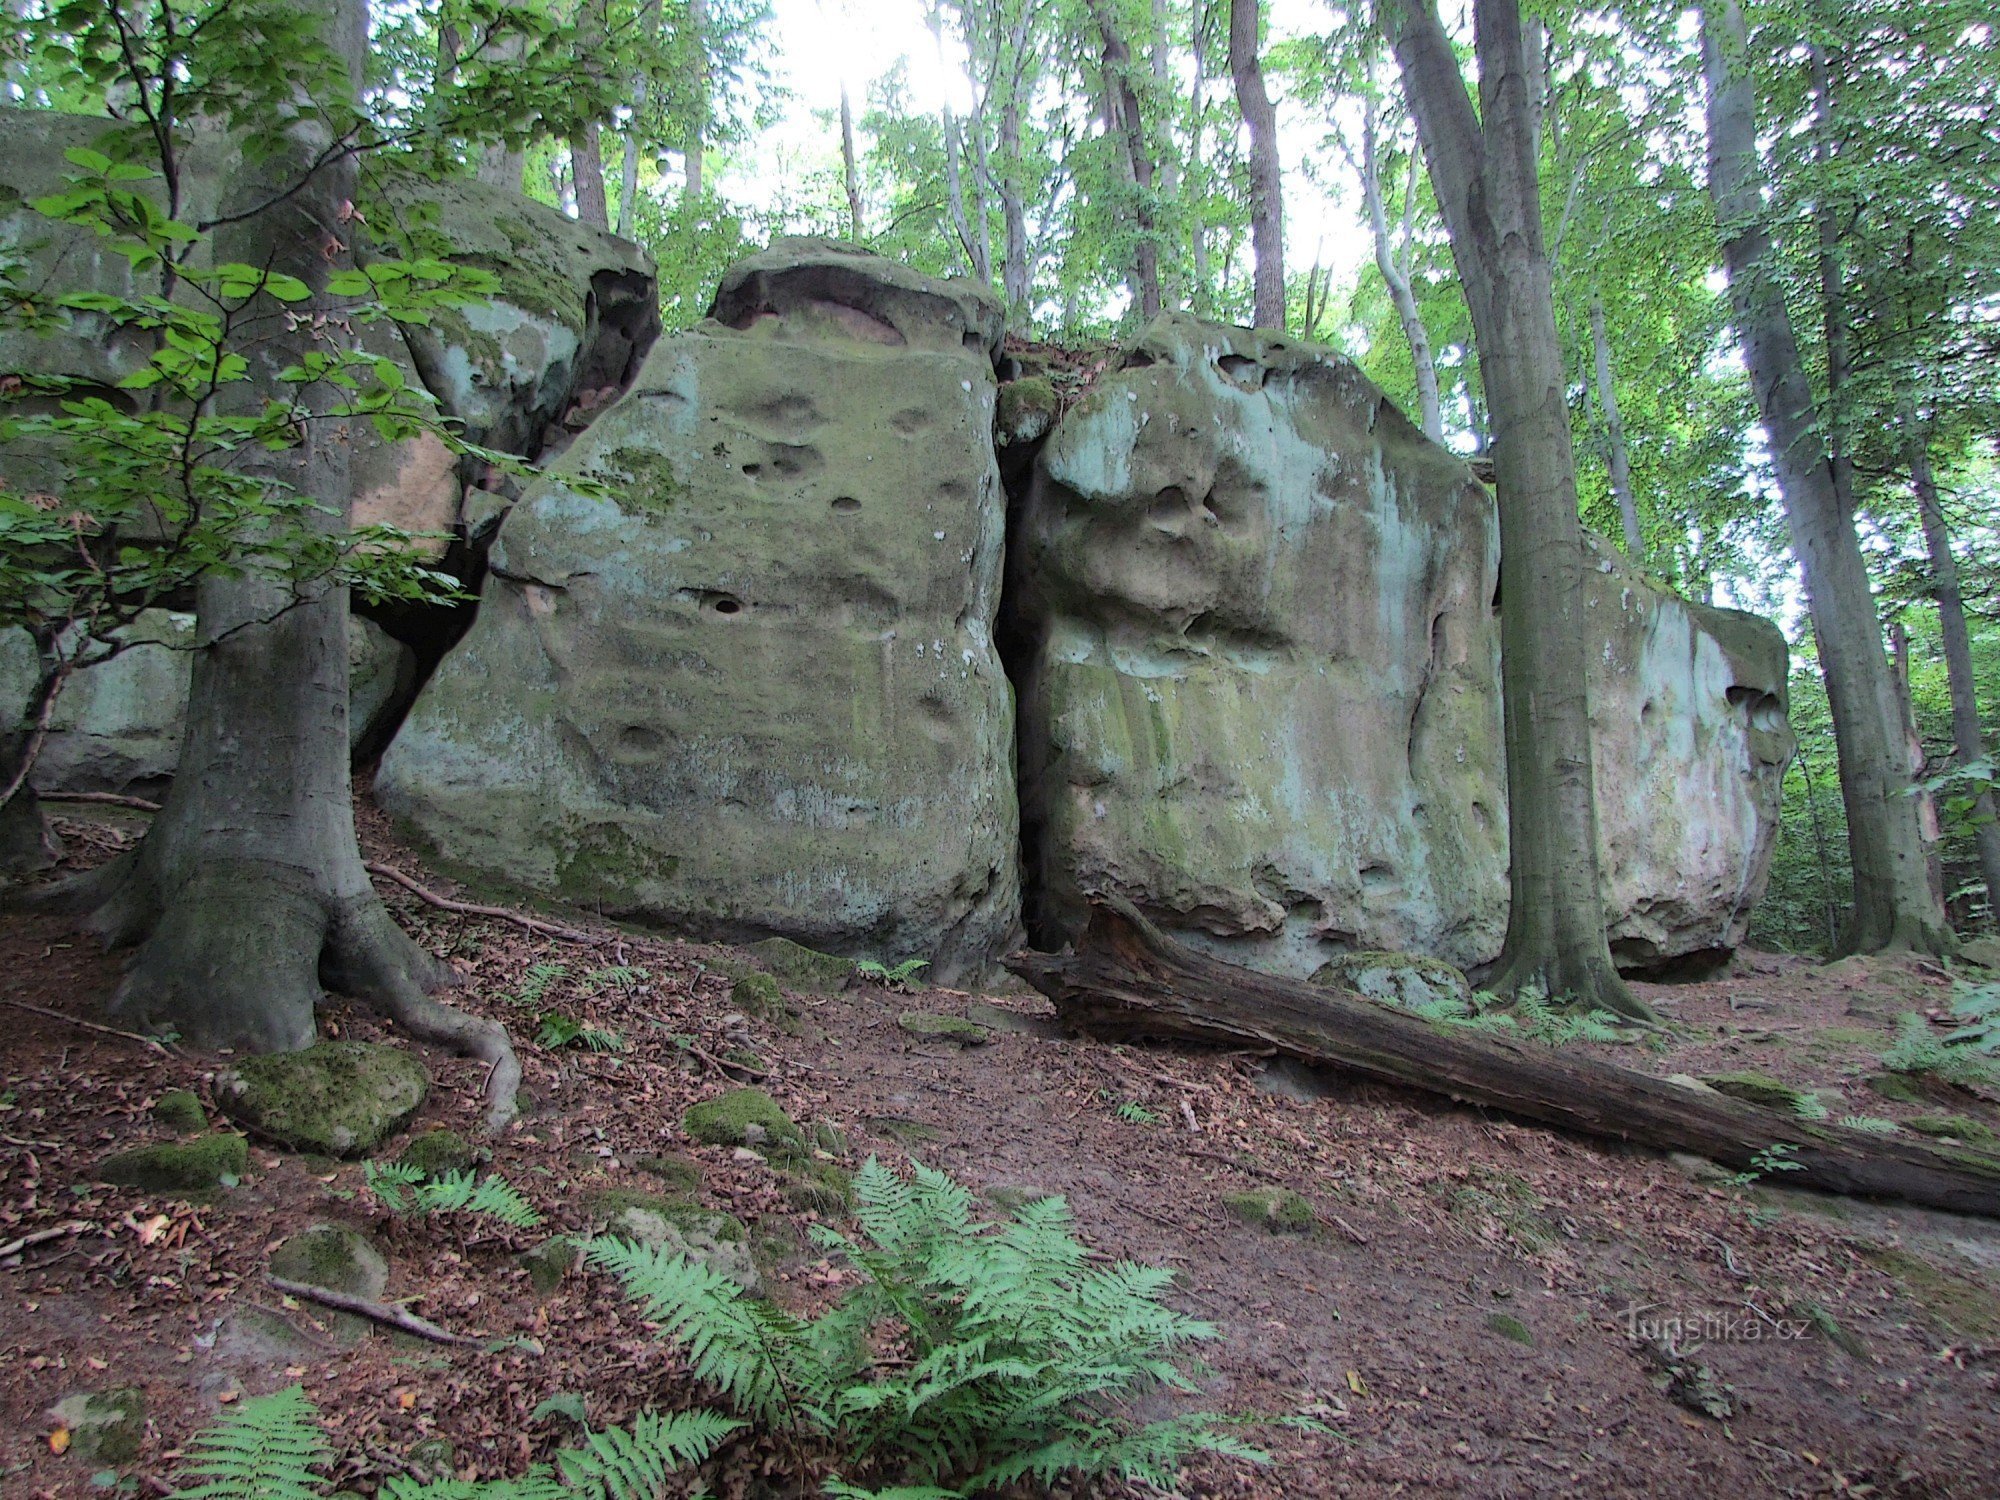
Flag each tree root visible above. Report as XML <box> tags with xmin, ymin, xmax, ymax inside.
<box><xmin>0</xmin><ymin>996</ymin><xmax>179</xmax><ymax>1055</ymax></box>
<box><xmin>363</xmin><ymin>860</ymin><xmax>605</xmax><ymax>946</ymax></box>
<box><xmin>266</xmin><ymin>1274</ymin><xmax>484</xmax><ymax>1346</ymax></box>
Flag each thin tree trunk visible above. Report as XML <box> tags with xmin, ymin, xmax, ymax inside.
<box><xmin>617</xmin><ymin>0</ymin><xmax>660</xmax><ymax>238</ymax></box>
<box><xmin>839</xmin><ymin>82</ymin><xmax>864</xmax><ymax>241</ymax></box>
<box><xmin>684</xmin><ymin>0</ymin><xmax>708</xmax><ymax>201</ymax></box>
<box><xmin>1700</xmin><ymin>0</ymin><xmax>1949</xmax><ymax>956</ymax></box>
<box><xmin>1361</xmin><ymin>94</ymin><xmax>1441</xmax><ymax>439</ymax></box>
<box><xmin>997</xmin><ymin>5</ymin><xmax>1033</xmax><ymax>326</ymax></box>
<box><xmin>1092</xmin><ymin>0</ymin><xmax>1161</xmax><ymax>320</ymax></box>
<box><xmin>1387</xmin><ymin>0</ymin><xmax>1646</xmax><ymax>1019</ymax></box>
<box><xmin>571</xmin><ymin>122</ymin><xmax>608</xmax><ymax>228</ymax></box>
<box><xmin>1228</xmin><ymin>0</ymin><xmax>1283</xmax><ymax>329</ymax></box>
<box><xmin>1189</xmin><ymin>0</ymin><xmax>1210</xmax><ymax>312</ymax></box>
<box><xmin>476</xmin><ymin>28</ymin><xmax>526</xmax><ymax>190</ymax></box>
<box><xmin>1588</xmin><ymin>293</ymin><xmax>1643</xmax><ymax>559</ymax></box>
<box><xmin>1809</xmin><ymin>44</ymin><xmax>1855</xmax><ymax>516</ymax></box>
<box><xmin>1908</xmin><ymin>409</ymin><xmax>2000</xmax><ymax>915</ymax></box>
<box><xmin>41</xmin><ymin>0</ymin><xmax>521</xmax><ymax>1125</ymax></box>
<box><xmin>1150</xmin><ymin>0</ymin><xmax>1181</xmax><ymax>305</ymax></box>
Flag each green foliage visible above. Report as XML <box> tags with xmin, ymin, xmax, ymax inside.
<box><xmin>854</xmin><ymin>957</ymin><xmax>930</xmax><ymax>989</ymax></box>
<box><xmin>586</xmin><ymin>1157</ymin><xmax>1267</xmax><ymax>1496</ymax></box>
<box><xmin>535</xmin><ymin>1013</ymin><xmax>628</xmax><ymax>1053</ymax></box>
<box><xmin>1113</xmin><ymin>1100</ymin><xmax>1159</xmax><ymax>1126</ymax></box>
<box><xmin>502</xmin><ymin>963</ymin><xmax>570</xmax><ymax>1008</ymax></box>
<box><xmin>165</xmin><ymin>1383</ymin><xmax>740</xmax><ymax>1500</ymax></box>
<box><xmin>1369</xmin><ymin>984</ymin><xmax>1628</xmax><ymax>1048</ymax></box>
<box><xmin>1883</xmin><ymin>1012</ymin><xmax>1999</xmax><ymax>1088</ymax></box>
<box><xmin>362</xmin><ymin>1161</ymin><xmax>543</xmax><ymax>1228</ymax></box>
<box><xmin>1945</xmin><ymin>980</ymin><xmax>2000</xmax><ymax>1052</ymax></box>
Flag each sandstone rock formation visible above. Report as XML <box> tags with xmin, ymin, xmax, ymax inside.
<box><xmin>378</xmin><ymin>240</ymin><xmax>1021</xmax><ymax>978</ymax></box>
<box><xmin>1012</xmin><ymin>315</ymin><xmax>1790</xmax><ymax>977</ymax></box>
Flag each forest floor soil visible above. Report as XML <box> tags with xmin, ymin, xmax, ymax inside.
<box><xmin>4</xmin><ymin>800</ymin><xmax>2000</xmax><ymax>1498</ymax></box>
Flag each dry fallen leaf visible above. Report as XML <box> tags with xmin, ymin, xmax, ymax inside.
<box><xmin>1345</xmin><ymin>1369</ymin><xmax>1368</xmax><ymax>1397</ymax></box>
<box><xmin>48</xmin><ymin>1427</ymin><xmax>70</xmax><ymax>1455</ymax></box>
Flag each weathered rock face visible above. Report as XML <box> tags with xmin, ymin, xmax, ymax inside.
<box><xmin>379</xmin><ymin>240</ymin><xmax>1021</xmax><ymax>978</ymax></box>
<box><xmin>1013</xmin><ymin>314</ymin><xmax>1790</xmax><ymax>977</ymax></box>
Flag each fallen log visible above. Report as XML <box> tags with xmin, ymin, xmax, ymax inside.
<box><xmin>1006</xmin><ymin>899</ymin><xmax>2000</xmax><ymax>1220</ymax></box>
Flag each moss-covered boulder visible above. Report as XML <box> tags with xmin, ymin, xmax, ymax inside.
<box><xmin>745</xmin><ymin>939</ymin><xmax>854</xmax><ymax>993</ymax></box>
<box><xmin>730</xmin><ymin>971</ymin><xmax>787</xmax><ymax>1018</ymax></box>
<box><xmin>590</xmin><ymin>1190</ymin><xmax>760</xmax><ymax>1293</ymax></box>
<box><xmin>47</xmin><ymin>1388</ymin><xmax>146</xmax><ymax>1464</ymax></box>
<box><xmin>398</xmin><ymin>1129</ymin><xmax>476</xmax><ymax>1177</ymax></box>
<box><xmin>95</xmin><ymin>1133</ymin><xmax>247</xmax><ymax>1192</ymax></box>
<box><xmin>1905</xmin><ymin>1114</ymin><xmax>2000</xmax><ymax>1148</ymax></box>
<box><xmin>150</xmin><ymin>1089</ymin><xmax>207</xmax><ymax>1135</ymax></box>
<box><xmin>1702</xmin><ymin>1071</ymin><xmax>1809</xmax><ymax>1111</ymax></box>
<box><xmin>269</xmin><ymin>1224</ymin><xmax>389</xmax><ymax>1301</ymax></box>
<box><xmin>636</xmin><ymin>1153</ymin><xmax>704</xmax><ymax>1192</ymax></box>
<box><xmin>996</xmin><ymin>375</ymin><xmax>1058</xmax><ymax>447</ymax></box>
<box><xmin>1485</xmin><ymin>1312</ymin><xmax>1535</xmax><ymax>1346</ymax></box>
<box><xmin>896</xmin><ymin>1011</ymin><xmax>990</xmax><ymax>1045</ymax></box>
<box><xmin>1312</xmin><ymin>951</ymin><xmax>1471</xmax><ymax>1010</ymax></box>
<box><xmin>683</xmin><ymin>1088</ymin><xmax>800</xmax><ymax>1147</ymax></box>
<box><xmin>216</xmin><ymin>1042</ymin><xmax>429</xmax><ymax>1157</ymax></box>
<box><xmin>377</xmin><ymin>240</ymin><xmax>1019</xmax><ymax>982</ymax></box>
<box><xmin>1222</xmin><ymin>1189</ymin><xmax>1318</xmax><ymax>1234</ymax></box>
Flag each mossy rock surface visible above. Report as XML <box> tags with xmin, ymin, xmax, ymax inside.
<box><xmin>745</xmin><ymin>938</ymin><xmax>853</xmax><ymax>993</ymax></box>
<box><xmin>47</xmin><ymin>1388</ymin><xmax>146</xmax><ymax>1464</ymax></box>
<box><xmin>1904</xmin><ymin>1113</ymin><xmax>1999</xmax><ymax>1148</ymax></box>
<box><xmin>216</xmin><ymin>1041</ymin><xmax>429</xmax><ymax>1157</ymax></box>
<box><xmin>896</xmin><ymin>1010</ymin><xmax>990</xmax><ymax>1045</ymax></box>
<box><xmin>269</xmin><ymin>1224</ymin><xmax>389</xmax><ymax>1301</ymax></box>
<box><xmin>1702</xmin><ymin>1071</ymin><xmax>1808</xmax><ymax>1110</ymax></box>
<box><xmin>731</xmin><ymin>972</ymin><xmax>787</xmax><ymax>1018</ymax></box>
<box><xmin>1862</xmin><ymin>1246</ymin><xmax>2000</xmax><ymax>1339</ymax></box>
<box><xmin>398</xmin><ymin>1129</ymin><xmax>476</xmax><ymax>1177</ymax></box>
<box><xmin>683</xmin><ymin>1087</ymin><xmax>800</xmax><ymax>1147</ymax></box>
<box><xmin>778</xmin><ymin>1158</ymin><xmax>854</xmax><ymax>1214</ymax></box>
<box><xmin>96</xmin><ymin>1132</ymin><xmax>247</xmax><ymax>1192</ymax></box>
<box><xmin>1312</xmin><ymin>950</ymin><xmax>1473</xmax><ymax>1011</ymax></box>
<box><xmin>996</xmin><ymin>375</ymin><xmax>1058</xmax><ymax>446</ymax></box>
<box><xmin>1223</xmin><ymin>1190</ymin><xmax>1317</xmax><ymax>1234</ymax></box>
<box><xmin>520</xmin><ymin>1236</ymin><xmax>576</xmax><ymax>1294</ymax></box>
<box><xmin>636</xmin><ymin>1153</ymin><xmax>703</xmax><ymax>1192</ymax></box>
<box><xmin>1865</xmin><ymin>1072</ymin><xmax>1927</xmax><ymax>1105</ymax></box>
<box><xmin>150</xmin><ymin>1089</ymin><xmax>207</xmax><ymax>1135</ymax></box>
<box><xmin>590</xmin><ymin>1189</ymin><xmax>759</xmax><ymax>1292</ymax></box>
<box><xmin>1485</xmin><ymin>1312</ymin><xmax>1534</xmax><ymax>1346</ymax></box>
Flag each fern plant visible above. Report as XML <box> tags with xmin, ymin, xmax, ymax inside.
<box><xmin>501</xmin><ymin>962</ymin><xmax>570</xmax><ymax>1009</ymax></box>
<box><xmin>854</xmin><ymin>957</ymin><xmax>930</xmax><ymax>989</ymax></box>
<box><xmin>167</xmin><ymin>1385</ymin><xmax>740</xmax><ymax>1499</ymax></box>
<box><xmin>535</xmin><ymin>1012</ymin><xmax>627</xmax><ymax>1053</ymax></box>
<box><xmin>363</xmin><ymin>1161</ymin><xmax>544</xmax><ymax>1228</ymax></box>
<box><xmin>1883</xmin><ymin>1011</ymin><xmax>1998</xmax><ymax>1088</ymax></box>
<box><xmin>587</xmin><ymin>1157</ymin><xmax>1268</xmax><ymax>1497</ymax></box>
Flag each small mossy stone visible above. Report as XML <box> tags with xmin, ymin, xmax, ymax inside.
<box><xmin>96</xmin><ymin>1132</ymin><xmax>247</xmax><ymax>1192</ymax></box>
<box><xmin>1905</xmin><ymin>1113</ymin><xmax>2000</xmax><ymax>1148</ymax></box>
<box><xmin>996</xmin><ymin>375</ymin><xmax>1058</xmax><ymax>446</ymax></box>
<box><xmin>398</xmin><ymin>1129</ymin><xmax>476</xmax><ymax>1177</ymax></box>
<box><xmin>636</xmin><ymin>1153</ymin><xmax>703</xmax><ymax>1192</ymax></box>
<box><xmin>1485</xmin><ymin>1312</ymin><xmax>1535</xmax><ymax>1346</ymax></box>
<box><xmin>151</xmin><ymin>1089</ymin><xmax>206</xmax><ymax>1135</ymax></box>
<box><xmin>1960</xmin><ymin>937</ymin><xmax>2000</xmax><ymax>970</ymax></box>
<box><xmin>590</xmin><ymin>1190</ymin><xmax>759</xmax><ymax>1292</ymax></box>
<box><xmin>896</xmin><ymin>1011</ymin><xmax>990</xmax><ymax>1045</ymax></box>
<box><xmin>1702</xmin><ymin>1071</ymin><xmax>1808</xmax><ymax>1110</ymax></box>
<box><xmin>520</xmin><ymin>1236</ymin><xmax>575</xmax><ymax>1294</ymax></box>
<box><xmin>809</xmin><ymin>1121</ymin><xmax>849</xmax><ymax>1156</ymax></box>
<box><xmin>731</xmin><ymin>972</ymin><xmax>785</xmax><ymax>1016</ymax></box>
<box><xmin>1222</xmin><ymin>1190</ymin><xmax>1317</xmax><ymax>1234</ymax></box>
<box><xmin>48</xmin><ymin>1388</ymin><xmax>146</xmax><ymax>1464</ymax></box>
<box><xmin>216</xmin><ymin>1041</ymin><xmax>429</xmax><ymax>1157</ymax></box>
<box><xmin>780</xmin><ymin>1159</ymin><xmax>854</xmax><ymax>1214</ymax></box>
<box><xmin>744</xmin><ymin>937</ymin><xmax>853</xmax><ymax>993</ymax></box>
<box><xmin>1866</xmin><ymin>1072</ymin><xmax>1926</xmax><ymax>1105</ymax></box>
<box><xmin>683</xmin><ymin>1087</ymin><xmax>799</xmax><ymax>1147</ymax></box>
<box><xmin>269</xmin><ymin>1224</ymin><xmax>388</xmax><ymax>1301</ymax></box>
<box><xmin>1312</xmin><ymin>950</ymin><xmax>1473</xmax><ymax>1011</ymax></box>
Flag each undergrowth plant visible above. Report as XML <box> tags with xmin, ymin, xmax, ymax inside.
<box><xmin>1386</xmin><ymin>986</ymin><xmax>1630</xmax><ymax>1047</ymax></box>
<box><xmin>166</xmin><ymin>1384</ymin><xmax>740</xmax><ymax>1499</ymax></box>
<box><xmin>587</xmin><ymin>1156</ymin><xmax>1269</xmax><ymax>1497</ymax></box>
<box><xmin>362</xmin><ymin>1161</ymin><xmax>543</xmax><ymax>1228</ymax></box>
<box><xmin>853</xmin><ymin>957</ymin><xmax>929</xmax><ymax>990</ymax></box>
<box><xmin>534</xmin><ymin>1013</ymin><xmax>627</xmax><ymax>1053</ymax></box>
<box><xmin>1883</xmin><ymin>1011</ymin><xmax>1999</xmax><ymax>1089</ymax></box>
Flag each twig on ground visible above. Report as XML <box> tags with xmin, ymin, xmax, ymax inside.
<box><xmin>1183</xmin><ymin>1146</ymin><xmax>1289</xmax><ymax>1183</ymax></box>
<box><xmin>0</xmin><ymin>1221</ymin><xmax>88</xmax><ymax>1261</ymax></box>
<box><xmin>0</xmin><ymin>996</ymin><xmax>178</xmax><ymax>1055</ymax></box>
<box><xmin>1323</xmin><ymin>1211</ymin><xmax>1372</xmax><ymax>1246</ymax></box>
<box><xmin>266</xmin><ymin>1273</ymin><xmax>485</xmax><ymax>1346</ymax></box>
<box><xmin>38</xmin><ymin>790</ymin><xmax>162</xmax><ymax>812</ymax></box>
<box><xmin>364</xmin><ymin>861</ymin><xmax>605</xmax><ymax>946</ymax></box>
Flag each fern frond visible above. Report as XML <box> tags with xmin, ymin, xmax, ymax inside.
<box><xmin>168</xmin><ymin>1385</ymin><xmax>328</xmax><ymax>1500</ymax></box>
<box><xmin>364</xmin><ymin>1158</ymin><xmax>425</xmax><ymax>1213</ymax></box>
<box><xmin>462</xmin><ymin>1173</ymin><xmax>544</xmax><ymax>1227</ymax></box>
<box><xmin>554</xmin><ymin>1409</ymin><xmax>745</xmax><ymax>1498</ymax></box>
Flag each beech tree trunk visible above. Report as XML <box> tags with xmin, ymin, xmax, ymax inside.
<box><xmin>1091</xmin><ymin>0</ymin><xmax>1160</xmax><ymax>321</ymax></box>
<box><xmin>684</xmin><ymin>0</ymin><xmax>708</xmax><ymax>202</ymax></box>
<box><xmin>1386</xmin><ymin>0</ymin><xmax>1645</xmax><ymax>1019</ymax></box>
<box><xmin>476</xmin><ymin>28</ymin><xmax>527</xmax><ymax>191</ymax></box>
<box><xmin>839</xmin><ymin>83</ymin><xmax>864</xmax><ymax>241</ymax></box>
<box><xmin>1360</xmin><ymin>94</ymin><xmax>1442</xmax><ymax>440</ymax></box>
<box><xmin>1188</xmin><ymin>0</ymin><xmax>1211</xmax><ymax>312</ymax></box>
<box><xmin>1008</xmin><ymin>901</ymin><xmax>2000</xmax><ymax>1219</ymax></box>
<box><xmin>41</xmin><ymin>0</ymin><xmax>520</xmax><ymax>1127</ymax></box>
<box><xmin>1700</xmin><ymin>0</ymin><xmax>1950</xmax><ymax>956</ymax></box>
<box><xmin>1228</xmin><ymin>0</ymin><xmax>1283</xmax><ymax>329</ymax></box>
<box><xmin>571</xmin><ymin>121</ymin><xmax>609</xmax><ymax>228</ymax></box>
<box><xmin>1908</xmin><ymin>412</ymin><xmax>2000</xmax><ymax>914</ymax></box>
<box><xmin>1588</xmin><ymin>293</ymin><xmax>1643</xmax><ymax>560</ymax></box>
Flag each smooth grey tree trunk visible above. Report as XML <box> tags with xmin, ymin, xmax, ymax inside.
<box><xmin>1361</xmin><ymin>93</ymin><xmax>1442</xmax><ymax>440</ymax></box>
<box><xmin>476</xmin><ymin>30</ymin><xmax>527</xmax><ymax>191</ymax></box>
<box><xmin>46</xmin><ymin>0</ymin><xmax>521</xmax><ymax>1124</ymax></box>
<box><xmin>1228</xmin><ymin>0</ymin><xmax>1283</xmax><ymax>329</ymax></box>
<box><xmin>571</xmin><ymin>122</ymin><xmax>609</xmax><ymax>228</ymax></box>
<box><xmin>1907</xmin><ymin>409</ymin><xmax>2000</xmax><ymax>917</ymax></box>
<box><xmin>1700</xmin><ymin>0</ymin><xmax>1950</xmax><ymax>956</ymax></box>
<box><xmin>1091</xmin><ymin>0</ymin><xmax>1161</xmax><ymax>320</ymax></box>
<box><xmin>1386</xmin><ymin>0</ymin><xmax>1646</xmax><ymax>1019</ymax></box>
<box><xmin>684</xmin><ymin>0</ymin><xmax>709</xmax><ymax>202</ymax></box>
<box><xmin>1588</xmin><ymin>293</ymin><xmax>1643</xmax><ymax>559</ymax></box>
<box><xmin>1188</xmin><ymin>0</ymin><xmax>1210</xmax><ymax>311</ymax></box>
<box><xmin>839</xmin><ymin>83</ymin><xmax>864</xmax><ymax>241</ymax></box>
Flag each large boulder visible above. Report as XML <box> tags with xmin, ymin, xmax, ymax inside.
<box><xmin>379</xmin><ymin>240</ymin><xmax>1021</xmax><ymax>978</ymax></box>
<box><xmin>1013</xmin><ymin>315</ymin><xmax>1789</xmax><ymax>977</ymax></box>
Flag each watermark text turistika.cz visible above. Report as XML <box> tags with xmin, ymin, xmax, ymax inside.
<box><xmin>1622</xmin><ymin>1302</ymin><xmax>1810</xmax><ymax>1345</ymax></box>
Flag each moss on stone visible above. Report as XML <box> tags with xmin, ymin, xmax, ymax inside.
<box><xmin>779</xmin><ymin>1158</ymin><xmax>854</xmax><ymax>1214</ymax></box>
<box><xmin>745</xmin><ymin>938</ymin><xmax>853</xmax><ymax>993</ymax></box>
<box><xmin>520</xmin><ymin>1236</ymin><xmax>576</xmax><ymax>1293</ymax></box>
<box><xmin>150</xmin><ymin>1089</ymin><xmax>206</xmax><ymax>1135</ymax></box>
<box><xmin>1904</xmin><ymin>1114</ymin><xmax>1999</xmax><ymax>1148</ymax></box>
<box><xmin>896</xmin><ymin>1011</ymin><xmax>990</xmax><ymax>1045</ymax></box>
<box><xmin>1862</xmin><ymin>1246</ymin><xmax>2000</xmax><ymax>1339</ymax></box>
<box><xmin>398</xmin><ymin>1129</ymin><xmax>476</xmax><ymax>1178</ymax></box>
<box><xmin>1312</xmin><ymin>950</ymin><xmax>1472</xmax><ymax>1010</ymax></box>
<box><xmin>215</xmin><ymin>1041</ymin><xmax>429</xmax><ymax>1157</ymax></box>
<box><xmin>1866</xmin><ymin>1072</ymin><xmax>1927</xmax><ymax>1105</ymax></box>
<box><xmin>48</xmin><ymin>1388</ymin><xmax>146</xmax><ymax>1464</ymax></box>
<box><xmin>636</xmin><ymin>1153</ymin><xmax>704</xmax><ymax>1193</ymax></box>
<box><xmin>1222</xmin><ymin>1190</ymin><xmax>1317</xmax><ymax>1234</ymax></box>
<box><xmin>269</xmin><ymin>1225</ymin><xmax>388</xmax><ymax>1301</ymax></box>
<box><xmin>586</xmin><ymin>1188</ymin><xmax>745</xmax><ymax>1243</ymax></box>
<box><xmin>1485</xmin><ymin>1312</ymin><xmax>1534</xmax><ymax>1346</ymax></box>
<box><xmin>96</xmin><ymin>1132</ymin><xmax>247</xmax><ymax>1192</ymax></box>
<box><xmin>1702</xmin><ymin>1070</ymin><xmax>1809</xmax><ymax>1110</ymax></box>
<box><xmin>683</xmin><ymin>1087</ymin><xmax>800</xmax><ymax>1147</ymax></box>
<box><xmin>731</xmin><ymin>971</ymin><xmax>786</xmax><ymax>1016</ymax></box>
<box><xmin>996</xmin><ymin>376</ymin><xmax>1059</xmax><ymax>445</ymax></box>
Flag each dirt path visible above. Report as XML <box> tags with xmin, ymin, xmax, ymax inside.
<box><xmin>4</xmin><ymin>807</ymin><xmax>1999</xmax><ymax>1497</ymax></box>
